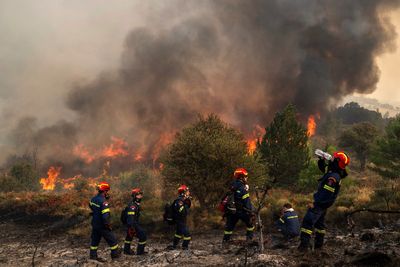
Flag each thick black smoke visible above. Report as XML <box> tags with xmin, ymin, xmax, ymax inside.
<box><xmin>6</xmin><ymin>0</ymin><xmax>400</xmax><ymax>171</ymax></box>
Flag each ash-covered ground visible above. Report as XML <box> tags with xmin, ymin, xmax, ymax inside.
<box><xmin>1</xmin><ymin>219</ymin><xmax>399</xmax><ymax>267</ymax></box>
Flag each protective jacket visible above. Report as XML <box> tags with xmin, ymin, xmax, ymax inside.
<box><xmin>313</xmin><ymin>172</ymin><xmax>341</xmax><ymax>209</ymax></box>
<box><xmin>172</xmin><ymin>195</ymin><xmax>191</xmax><ymax>222</ymax></box>
<box><xmin>89</xmin><ymin>193</ymin><xmax>111</xmax><ymax>229</ymax></box>
<box><xmin>126</xmin><ymin>200</ymin><xmax>141</xmax><ymax>227</ymax></box>
<box><xmin>276</xmin><ymin>208</ymin><xmax>300</xmax><ymax>238</ymax></box>
<box><xmin>231</xmin><ymin>179</ymin><xmax>253</xmax><ymax>213</ymax></box>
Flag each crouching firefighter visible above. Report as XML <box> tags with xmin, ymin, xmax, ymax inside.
<box><xmin>122</xmin><ymin>188</ymin><xmax>147</xmax><ymax>255</ymax></box>
<box><xmin>89</xmin><ymin>182</ymin><xmax>121</xmax><ymax>262</ymax></box>
<box><xmin>275</xmin><ymin>203</ymin><xmax>300</xmax><ymax>240</ymax></box>
<box><xmin>222</xmin><ymin>168</ymin><xmax>255</xmax><ymax>243</ymax></box>
<box><xmin>168</xmin><ymin>185</ymin><xmax>192</xmax><ymax>250</ymax></box>
<box><xmin>298</xmin><ymin>151</ymin><xmax>350</xmax><ymax>251</ymax></box>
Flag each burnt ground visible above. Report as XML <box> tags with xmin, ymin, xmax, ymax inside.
<box><xmin>0</xmin><ymin>219</ymin><xmax>400</xmax><ymax>267</ymax></box>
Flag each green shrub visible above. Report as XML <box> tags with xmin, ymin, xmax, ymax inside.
<box><xmin>297</xmin><ymin>160</ymin><xmax>320</xmax><ymax>193</ymax></box>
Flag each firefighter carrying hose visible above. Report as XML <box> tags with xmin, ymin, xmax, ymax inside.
<box><xmin>222</xmin><ymin>168</ymin><xmax>255</xmax><ymax>244</ymax></box>
<box><xmin>298</xmin><ymin>151</ymin><xmax>350</xmax><ymax>251</ymax></box>
<box><xmin>89</xmin><ymin>182</ymin><xmax>121</xmax><ymax>262</ymax></box>
<box><xmin>123</xmin><ymin>188</ymin><xmax>147</xmax><ymax>255</ymax></box>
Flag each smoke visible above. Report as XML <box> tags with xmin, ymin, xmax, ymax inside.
<box><xmin>2</xmin><ymin>0</ymin><xmax>400</xmax><ymax>171</ymax></box>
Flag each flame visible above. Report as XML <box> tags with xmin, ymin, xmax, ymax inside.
<box><xmin>134</xmin><ymin>152</ymin><xmax>144</xmax><ymax>161</ymax></box>
<box><xmin>247</xmin><ymin>139</ymin><xmax>257</xmax><ymax>154</ymax></box>
<box><xmin>101</xmin><ymin>136</ymin><xmax>129</xmax><ymax>158</ymax></box>
<box><xmin>151</xmin><ymin>132</ymin><xmax>175</xmax><ymax>162</ymax></box>
<box><xmin>40</xmin><ymin>166</ymin><xmax>61</xmax><ymax>190</ymax></box>
<box><xmin>61</xmin><ymin>176</ymin><xmax>78</xmax><ymax>189</ymax></box>
<box><xmin>87</xmin><ymin>177</ymin><xmax>98</xmax><ymax>188</ymax></box>
<box><xmin>159</xmin><ymin>163</ymin><xmax>164</xmax><ymax>170</ymax></box>
<box><xmin>307</xmin><ymin>115</ymin><xmax>317</xmax><ymax>137</ymax></box>
<box><xmin>246</xmin><ymin>125</ymin><xmax>265</xmax><ymax>154</ymax></box>
<box><xmin>73</xmin><ymin>144</ymin><xmax>95</xmax><ymax>164</ymax></box>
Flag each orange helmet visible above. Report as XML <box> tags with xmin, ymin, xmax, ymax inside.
<box><xmin>178</xmin><ymin>184</ymin><xmax>189</xmax><ymax>194</ymax></box>
<box><xmin>98</xmin><ymin>182</ymin><xmax>110</xmax><ymax>192</ymax></box>
<box><xmin>131</xmin><ymin>187</ymin><xmax>143</xmax><ymax>196</ymax></box>
<box><xmin>333</xmin><ymin>151</ymin><xmax>350</xmax><ymax>169</ymax></box>
<box><xmin>234</xmin><ymin>168</ymin><xmax>248</xmax><ymax>179</ymax></box>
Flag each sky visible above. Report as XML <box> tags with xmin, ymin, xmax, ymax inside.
<box><xmin>372</xmin><ymin>9</ymin><xmax>400</xmax><ymax>104</ymax></box>
<box><xmin>0</xmin><ymin>0</ymin><xmax>399</xmax><ymax>132</ymax></box>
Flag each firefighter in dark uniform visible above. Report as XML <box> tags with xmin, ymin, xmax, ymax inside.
<box><xmin>222</xmin><ymin>168</ymin><xmax>255</xmax><ymax>243</ymax></box>
<box><xmin>168</xmin><ymin>184</ymin><xmax>192</xmax><ymax>250</ymax></box>
<box><xmin>276</xmin><ymin>203</ymin><xmax>300</xmax><ymax>240</ymax></box>
<box><xmin>89</xmin><ymin>182</ymin><xmax>120</xmax><ymax>262</ymax></box>
<box><xmin>298</xmin><ymin>151</ymin><xmax>350</xmax><ymax>251</ymax></box>
<box><xmin>124</xmin><ymin>188</ymin><xmax>147</xmax><ymax>255</ymax></box>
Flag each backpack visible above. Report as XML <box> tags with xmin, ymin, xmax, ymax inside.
<box><xmin>163</xmin><ymin>203</ymin><xmax>176</xmax><ymax>225</ymax></box>
<box><xmin>120</xmin><ymin>206</ymin><xmax>129</xmax><ymax>225</ymax></box>
<box><xmin>218</xmin><ymin>191</ymin><xmax>236</xmax><ymax>214</ymax></box>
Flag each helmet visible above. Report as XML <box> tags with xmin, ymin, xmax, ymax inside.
<box><xmin>98</xmin><ymin>182</ymin><xmax>110</xmax><ymax>192</ymax></box>
<box><xmin>131</xmin><ymin>187</ymin><xmax>143</xmax><ymax>197</ymax></box>
<box><xmin>178</xmin><ymin>184</ymin><xmax>189</xmax><ymax>194</ymax></box>
<box><xmin>333</xmin><ymin>151</ymin><xmax>350</xmax><ymax>169</ymax></box>
<box><xmin>234</xmin><ymin>168</ymin><xmax>248</xmax><ymax>179</ymax></box>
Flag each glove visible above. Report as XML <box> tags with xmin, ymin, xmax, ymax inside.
<box><xmin>128</xmin><ymin>227</ymin><xmax>136</xmax><ymax>238</ymax></box>
<box><xmin>250</xmin><ymin>213</ymin><xmax>256</xmax><ymax>225</ymax></box>
<box><xmin>318</xmin><ymin>158</ymin><xmax>327</xmax><ymax>173</ymax></box>
<box><xmin>184</xmin><ymin>198</ymin><xmax>192</xmax><ymax>208</ymax></box>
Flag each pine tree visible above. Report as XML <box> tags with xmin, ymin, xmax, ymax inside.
<box><xmin>259</xmin><ymin>104</ymin><xmax>309</xmax><ymax>186</ymax></box>
<box><xmin>339</xmin><ymin>122</ymin><xmax>379</xmax><ymax>170</ymax></box>
<box><xmin>370</xmin><ymin>115</ymin><xmax>400</xmax><ymax>179</ymax></box>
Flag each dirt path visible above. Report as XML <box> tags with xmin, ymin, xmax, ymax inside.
<box><xmin>0</xmin><ymin>221</ymin><xmax>399</xmax><ymax>266</ymax></box>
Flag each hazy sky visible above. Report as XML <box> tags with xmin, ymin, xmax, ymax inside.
<box><xmin>372</xmin><ymin>9</ymin><xmax>400</xmax><ymax>104</ymax></box>
<box><xmin>0</xmin><ymin>0</ymin><xmax>399</xmax><ymax>133</ymax></box>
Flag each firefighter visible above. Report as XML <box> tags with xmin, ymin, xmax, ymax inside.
<box><xmin>168</xmin><ymin>184</ymin><xmax>192</xmax><ymax>250</ymax></box>
<box><xmin>123</xmin><ymin>188</ymin><xmax>147</xmax><ymax>255</ymax></box>
<box><xmin>222</xmin><ymin>168</ymin><xmax>255</xmax><ymax>243</ymax></box>
<box><xmin>298</xmin><ymin>151</ymin><xmax>350</xmax><ymax>251</ymax></box>
<box><xmin>89</xmin><ymin>182</ymin><xmax>120</xmax><ymax>262</ymax></box>
<box><xmin>275</xmin><ymin>203</ymin><xmax>300</xmax><ymax>240</ymax></box>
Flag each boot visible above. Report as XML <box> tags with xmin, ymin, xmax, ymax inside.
<box><xmin>124</xmin><ymin>242</ymin><xmax>134</xmax><ymax>255</ymax></box>
<box><xmin>111</xmin><ymin>247</ymin><xmax>121</xmax><ymax>260</ymax></box>
<box><xmin>173</xmin><ymin>236</ymin><xmax>180</xmax><ymax>248</ymax></box>
<box><xmin>314</xmin><ymin>233</ymin><xmax>325</xmax><ymax>249</ymax></box>
<box><xmin>137</xmin><ymin>244</ymin><xmax>146</xmax><ymax>255</ymax></box>
<box><xmin>89</xmin><ymin>251</ymin><xmax>107</xmax><ymax>263</ymax></box>
<box><xmin>182</xmin><ymin>238</ymin><xmax>190</xmax><ymax>250</ymax></box>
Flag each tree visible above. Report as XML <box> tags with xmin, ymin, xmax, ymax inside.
<box><xmin>160</xmin><ymin>114</ymin><xmax>266</xmax><ymax>209</ymax></box>
<box><xmin>339</xmin><ymin>122</ymin><xmax>380</xmax><ymax>170</ymax></box>
<box><xmin>370</xmin><ymin>115</ymin><xmax>400</xmax><ymax>179</ymax></box>
<box><xmin>334</xmin><ymin>102</ymin><xmax>384</xmax><ymax>127</ymax></box>
<box><xmin>259</xmin><ymin>104</ymin><xmax>309</xmax><ymax>186</ymax></box>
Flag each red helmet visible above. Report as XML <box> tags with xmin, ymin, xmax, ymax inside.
<box><xmin>98</xmin><ymin>182</ymin><xmax>110</xmax><ymax>192</ymax></box>
<box><xmin>178</xmin><ymin>184</ymin><xmax>189</xmax><ymax>194</ymax></box>
<box><xmin>333</xmin><ymin>151</ymin><xmax>350</xmax><ymax>169</ymax></box>
<box><xmin>234</xmin><ymin>168</ymin><xmax>248</xmax><ymax>179</ymax></box>
<box><xmin>131</xmin><ymin>187</ymin><xmax>143</xmax><ymax>196</ymax></box>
